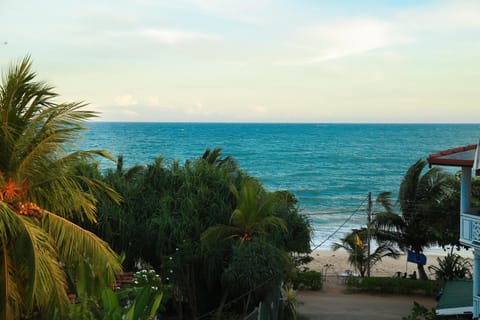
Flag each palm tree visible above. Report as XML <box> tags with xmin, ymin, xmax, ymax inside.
<box><xmin>0</xmin><ymin>57</ymin><xmax>122</xmax><ymax>318</ymax></box>
<box><xmin>201</xmin><ymin>147</ymin><xmax>237</xmax><ymax>169</ymax></box>
<box><xmin>374</xmin><ymin>159</ymin><xmax>451</xmax><ymax>279</ymax></box>
<box><xmin>201</xmin><ymin>178</ymin><xmax>286</xmax><ymax>245</ymax></box>
<box><xmin>332</xmin><ymin>230</ymin><xmax>400</xmax><ymax>277</ymax></box>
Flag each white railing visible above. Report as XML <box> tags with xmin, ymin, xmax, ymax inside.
<box><xmin>474</xmin><ymin>295</ymin><xmax>480</xmax><ymax>317</ymax></box>
<box><xmin>460</xmin><ymin>213</ymin><xmax>480</xmax><ymax>248</ymax></box>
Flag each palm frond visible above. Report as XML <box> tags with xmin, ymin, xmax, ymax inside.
<box><xmin>0</xmin><ymin>240</ymin><xmax>21</xmax><ymax>320</ymax></box>
<box><xmin>0</xmin><ymin>202</ymin><xmax>21</xmax><ymax>242</ymax></box>
<box><xmin>258</xmin><ymin>216</ymin><xmax>287</xmax><ymax>233</ymax></box>
<box><xmin>373</xmin><ymin>212</ymin><xmax>405</xmax><ymax>232</ymax></box>
<box><xmin>0</xmin><ymin>204</ymin><xmax>22</xmax><ymax>318</ymax></box>
<box><xmin>16</xmin><ymin>216</ymin><xmax>69</xmax><ymax>314</ymax></box>
<box><xmin>375</xmin><ymin>191</ymin><xmax>394</xmax><ymax>214</ymax></box>
<box><xmin>41</xmin><ymin>211</ymin><xmax>122</xmax><ymax>284</ymax></box>
<box><xmin>200</xmin><ymin>224</ymin><xmax>240</xmax><ymax>247</ymax></box>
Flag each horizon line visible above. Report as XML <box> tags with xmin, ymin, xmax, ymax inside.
<box><xmin>88</xmin><ymin>120</ymin><xmax>480</xmax><ymax>125</ymax></box>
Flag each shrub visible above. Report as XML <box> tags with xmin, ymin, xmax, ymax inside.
<box><xmin>293</xmin><ymin>270</ymin><xmax>323</xmax><ymax>290</ymax></box>
<box><xmin>428</xmin><ymin>253</ymin><xmax>472</xmax><ymax>281</ymax></box>
<box><xmin>346</xmin><ymin>277</ymin><xmax>442</xmax><ymax>296</ymax></box>
<box><xmin>402</xmin><ymin>302</ymin><xmax>439</xmax><ymax>320</ymax></box>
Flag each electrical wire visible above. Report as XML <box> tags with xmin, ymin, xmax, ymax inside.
<box><xmin>309</xmin><ymin>195</ymin><xmax>368</xmax><ymax>251</ymax></box>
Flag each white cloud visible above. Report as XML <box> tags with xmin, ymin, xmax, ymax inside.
<box><xmin>189</xmin><ymin>0</ymin><xmax>271</xmax><ymax>24</ymax></box>
<box><xmin>281</xmin><ymin>0</ymin><xmax>480</xmax><ymax>65</ymax></box>
<box><xmin>251</xmin><ymin>105</ymin><xmax>267</xmax><ymax>114</ymax></box>
<box><xmin>396</xmin><ymin>0</ymin><xmax>480</xmax><ymax>31</ymax></box>
<box><xmin>121</xmin><ymin>110</ymin><xmax>140</xmax><ymax>117</ymax></box>
<box><xmin>114</xmin><ymin>94</ymin><xmax>138</xmax><ymax>107</ymax></box>
<box><xmin>296</xmin><ymin>18</ymin><xmax>411</xmax><ymax>63</ymax></box>
<box><xmin>145</xmin><ymin>96</ymin><xmax>174</xmax><ymax>109</ymax></box>
<box><xmin>141</xmin><ymin>28</ymin><xmax>219</xmax><ymax>44</ymax></box>
<box><xmin>185</xmin><ymin>102</ymin><xmax>210</xmax><ymax>116</ymax></box>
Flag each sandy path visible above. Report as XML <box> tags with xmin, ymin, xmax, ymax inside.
<box><xmin>297</xmin><ymin>275</ymin><xmax>437</xmax><ymax>320</ymax></box>
<box><xmin>294</xmin><ymin>249</ymin><xmax>466</xmax><ymax>319</ymax></box>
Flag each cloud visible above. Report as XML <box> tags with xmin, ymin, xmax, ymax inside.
<box><xmin>294</xmin><ymin>18</ymin><xmax>411</xmax><ymax>63</ymax></box>
<box><xmin>121</xmin><ymin>110</ymin><xmax>140</xmax><ymax>118</ymax></box>
<box><xmin>251</xmin><ymin>105</ymin><xmax>267</xmax><ymax>114</ymax></box>
<box><xmin>189</xmin><ymin>0</ymin><xmax>271</xmax><ymax>24</ymax></box>
<box><xmin>281</xmin><ymin>1</ymin><xmax>480</xmax><ymax>65</ymax></box>
<box><xmin>185</xmin><ymin>102</ymin><xmax>210</xmax><ymax>116</ymax></box>
<box><xmin>141</xmin><ymin>28</ymin><xmax>219</xmax><ymax>44</ymax></box>
<box><xmin>396</xmin><ymin>0</ymin><xmax>480</xmax><ymax>31</ymax></box>
<box><xmin>114</xmin><ymin>94</ymin><xmax>138</xmax><ymax>107</ymax></box>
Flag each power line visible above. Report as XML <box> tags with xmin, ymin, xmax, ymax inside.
<box><xmin>310</xmin><ymin>195</ymin><xmax>368</xmax><ymax>251</ymax></box>
<box><xmin>195</xmin><ymin>201</ymin><xmax>372</xmax><ymax>319</ymax></box>
<box><xmin>302</xmin><ymin>209</ymin><xmax>366</xmax><ymax>216</ymax></box>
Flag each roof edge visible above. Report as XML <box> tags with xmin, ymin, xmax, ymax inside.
<box><xmin>428</xmin><ymin>144</ymin><xmax>477</xmax><ymax>168</ymax></box>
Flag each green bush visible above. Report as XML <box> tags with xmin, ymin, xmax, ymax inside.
<box><xmin>402</xmin><ymin>302</ymin><xmax>439</xmax><ymax>320</ymax></box>
<box><xmin>346</xmin><ymin>277</ymin><xmax>442</xmax><ymax>296</ymax></box>
<box><xmin>293</xmin><ymin>270</ymin><xmax>323</xmax><ymax>290</ymax></box>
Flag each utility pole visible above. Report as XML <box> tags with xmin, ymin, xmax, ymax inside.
<box><xmin>367</xmin><ymin>192</ymin><xmax>372</xmax><ymax>277</ymax></box>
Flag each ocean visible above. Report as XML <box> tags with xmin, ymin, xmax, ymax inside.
<box><xmin>80</xmin><ymin>123</ymin><xmax>480</xmax><ymax>248</ymax></box>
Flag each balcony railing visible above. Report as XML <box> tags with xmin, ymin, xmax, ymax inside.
<box><xmin>461</xmin><ymin>212</ymin><xmax>480</xmax><ymax>248</ymax></box>
<box><xmin>474</xmin><ymin>295</ymin><xmax>480</xmax><ymax>317</ymax></box>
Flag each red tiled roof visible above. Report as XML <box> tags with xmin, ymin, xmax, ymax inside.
<box><xmin>428</xmin><ymin>144</ymin><xmax>477</xmax><ymax>167</ymax></box>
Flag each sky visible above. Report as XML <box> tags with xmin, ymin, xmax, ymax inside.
<box><xmin>0</xmin><ymin>0</ymin><xmax>479</xmax><ymax>123</ymax></box>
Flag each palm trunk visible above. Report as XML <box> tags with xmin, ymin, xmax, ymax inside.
<box><xmin>215</xmin><ymin>290</ymin><xmax>229</xmax><ymax>318</ymax></box>
<box><xmin>417</xmin><ymin>263</ymin><xmax>428</xmax><ymax>280</ymax></box>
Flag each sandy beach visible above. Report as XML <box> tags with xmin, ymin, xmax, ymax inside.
<box><xmin>305</xmin><ymin>248</ymin><xmax>473</xmax><ymax>278</ymax></box>
<box><xmin>296</xmin><ymin>249</ymin><xmax>473</xmax><ymax>319</ymax></box>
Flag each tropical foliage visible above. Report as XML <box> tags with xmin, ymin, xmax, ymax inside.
<box><xmin>332</xmin><ymin>229</ymin><xmax>401</xmax><ymax>277</ymax></box>
<box><xmin>0</xmin><ymin>57</ymin><xmax>122</xmax><ymax>318</ymax></box>
<box><xmin>201</xmin><ymin>178</ymin><xmax>287</xmax><ymax>244</ymax></box>
<box><xmin>74</xmin><ymin>147</ymin><xmax>312</xmax><ymax>318</ymax></box>
<box><xmin>373</xmin><ymin>159</ymin><xmax>452</xmax><ymax>279</ymax></box>
<box><xmin>66</xmin><ymin>261</ymin><xmax>165</xmax><ymax>320</ymax></box>
<box><xmin>428</xmin><ymin>253</ymin><xmax>472</xmax><ymax>281</ymax></box>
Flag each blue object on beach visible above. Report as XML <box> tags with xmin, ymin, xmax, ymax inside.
<box><xmin>407</xmin><ymin>250</ymin><xmax>427</xmax><ymax>265</ymax></box>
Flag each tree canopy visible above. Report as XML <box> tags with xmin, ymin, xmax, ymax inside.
<box><xmin>0</xmin><ymin>57</ymin><xmax>122</xmax><ymax>318</ymax></box>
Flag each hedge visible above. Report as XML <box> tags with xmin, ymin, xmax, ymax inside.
<box><xmin>346</xmin><ymin>277</ymin><xmax>442</xmax><ymax>296</ymax></box>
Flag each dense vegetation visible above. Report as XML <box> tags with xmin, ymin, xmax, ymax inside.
<box><xmin>336</xmin><ymin>159</ymin><xmax>475</xmax><ymax>281</ymax></box>
<box><xmin>76</xmin><ymin>149</ymin><xmax>312</xmax><ymax>318</ymax></box>
<box><xmin>0</xmin><ymin>57</ymin><xmax>122</xmax><ymax>319</ymax></box>
<box><xmin>2</xmin><ymin>57</ymin><xmax>475</xmax><ymax>318</ymax></box>
<box><xmin>1</xmin><ymin>58</ymin><xmax>312</xmax><ymax>319</ymax></box>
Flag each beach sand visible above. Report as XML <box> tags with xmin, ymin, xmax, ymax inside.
<box><xmin>295</xmin><ymin>249</ymin><xmax>474</xmax><ymax>319</ymax></box>
<box><xmin>305</xmin><ymin>249</ymin><xmax>473</xmax><ymax>278</ymax></box>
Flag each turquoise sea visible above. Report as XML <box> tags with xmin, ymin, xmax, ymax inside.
<box><xmin>81</xmin><ymin>123</ymin><xmax>480</xmax><ymax>248</ymax></box>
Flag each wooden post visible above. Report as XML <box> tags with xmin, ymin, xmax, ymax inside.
<box><xmin>367</xmin><ymin>192</ymin><xmax>372</xmax><ymax>277</ymax></box>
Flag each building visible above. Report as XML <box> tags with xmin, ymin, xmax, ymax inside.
<box><xmin>428</xmin><ymin>143</ymin><xmax>480</xmax><ymax>317</ymax></box>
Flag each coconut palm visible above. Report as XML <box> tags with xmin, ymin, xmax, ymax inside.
<box><xmin>374</xmin><ymin>159</ymin><xmax>451</xmax><ymax>280</ymax></box>
<box><xmin>332</xmin><ymin>229</ymin><xmax>400</xmax><ymax>277</ymax></box>
<box><xmin>0</xmin><ymin>57</ymin><xmax>122</xmax><ymax>318</ymax></box>
<box><xmin>201</xmin><ymin>178</ymin><xmax>286</xmax><ymax>245</ymax></box>
<box><xmin>201</xmin><ymin>147</ymin><xmax>237</xmax><ymax>169</ymax></box>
